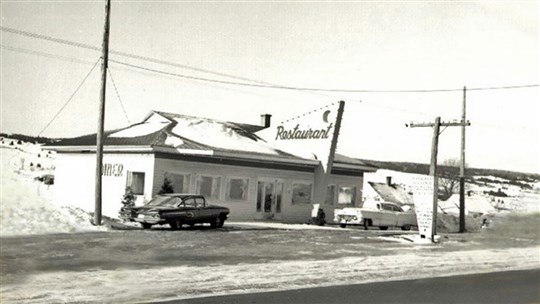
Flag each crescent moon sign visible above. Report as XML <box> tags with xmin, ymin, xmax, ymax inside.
<box><xmin>323</xmin><ymin>110</ymin><xmax>331</xmax><ymax>123</ymax></box>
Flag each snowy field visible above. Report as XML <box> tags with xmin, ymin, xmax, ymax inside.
<box><xmin>1</xmin><ymin>139</ymin><xmax>539</xmax><ymax>237</ymax></box>
<box><xmin>2</xmin><ymin>246</ymin><xmax>538</xmax><ymax>303</ymax></box>
<box><xmin>1</xmin><ymin>139</ymin><xmax>539</xmax><ymax>303</ymax></box>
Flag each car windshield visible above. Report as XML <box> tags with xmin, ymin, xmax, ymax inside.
<box><xmin>146</xmin><ymin>196</ymin><xmax>181</xmax><ymax>207</ymax></box>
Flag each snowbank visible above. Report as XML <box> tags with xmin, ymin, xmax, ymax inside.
<box><xmin>1</xmin><ymin>144</ymin><xmax>104</xmax><ymax>237</ymax></box>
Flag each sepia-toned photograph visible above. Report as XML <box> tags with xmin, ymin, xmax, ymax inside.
<box><xmin>1</xmin><ymin>1</ymin><xmax>539</xmax><ymax>303</ymax></box>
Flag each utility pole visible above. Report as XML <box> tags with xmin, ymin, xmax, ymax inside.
<box><xmin>459</xmin><ymin>87</ymin><xmax>467</xmax><ymax>233</ymax></box>
<box><xmin>408</xmin><ymin>117</ymin><xmax>470</xmax><ymax>240</ymax></box>
<box><xmin>429</xmin><ymin>117</ymin><xmax>440</xmax><ymax>240</ymax></box>
<box><xmin>94</xmin><ymin>0</ymin><xmax>111</xmax><ymax>226</ymax></box>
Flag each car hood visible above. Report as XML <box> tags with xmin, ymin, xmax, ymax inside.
<box><xmin>133</xmin><ymin>206</ymin><xmax>181</xmax><ymax>213</ymax></box>
<box><xmin>336</xmin><ymin>207</ymin><xmax>370</xmax><ymax>214</ymax></box>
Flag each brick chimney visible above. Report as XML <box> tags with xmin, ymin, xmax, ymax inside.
<box><xmin>260</xmin><ymin>114</ymin><xmax>272</xmax><ymax>128</ymax></box>
<box><xmin>386</xmin><ymin>176</ymin><xmax>392</xmax><ymax>186</ymax></box>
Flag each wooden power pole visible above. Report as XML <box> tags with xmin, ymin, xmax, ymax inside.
<box><xmin>94</xmin><ymin>0</ymin><xmax>111</xmax><ymax>226</ymax></box>
<box><xmin>459</xmin><ymin>87</ymin><xmax>467</xmax><ymax>233</ymax></box>
<box><xmin>408</xmin><ymin>117</ymin><xmax>470</xmax><ymax>239</ymax></box>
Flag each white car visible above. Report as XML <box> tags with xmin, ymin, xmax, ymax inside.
<box><xmin>334</xmin><ymin>202</ymin><xmax>417</xmax><ymax>230</ymax></box>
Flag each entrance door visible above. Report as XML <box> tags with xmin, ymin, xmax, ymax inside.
<box><xmin>256</xmin><ymin>179</ymin><xmax>284</xmax><ymax>219</ymax></box>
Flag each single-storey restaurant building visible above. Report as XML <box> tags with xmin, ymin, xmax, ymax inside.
<box><xmin>45</xmin><ymin>109</ymin><xmax>376</xmax><ymax>223</ymax></box>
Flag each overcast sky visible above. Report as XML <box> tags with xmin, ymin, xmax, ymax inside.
<box><xmin>1</xmin><ymin>1</ymin><xmax>538</xmax><ymax>173</ymax></box>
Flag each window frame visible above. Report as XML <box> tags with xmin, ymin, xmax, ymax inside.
<box><xmin>225</xmin><ymin>177</ymin><xmax>250</xmax><ymax>202</ymax></box>
<box><xmin>164</xmin><ymin>172</ymin><xmax>191</xmax><ymax>194</ymax></box>
<box><xmin>291</xmin><ymin>181</ymin><xmax>313</xmax><ymax>205</ymax></box>
<box><xmin>195</xmin><ymin>174</ymin><xmax>222</xmax><ymax>199</ymax></box>
<box><xmin>337</xmin><ymin>185</ymin><xmax>357</xmax><ymax>205</ymax></box>
<box><xmin>126</xmin><ymin>171</ymin><xmax>145</xmax><ymax>195</ymax></box>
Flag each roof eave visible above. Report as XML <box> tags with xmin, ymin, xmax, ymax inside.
<box><xmin>43</xmin><ymin>145</ymin><xmax>154</xmax><ymax>153</ymax></box>
<box><xmin>214</xmin><ymin>150</ymin><xmax>320</xmax><ymax>166</ymax></box>
<box><xmin>152</xmin><ymin>145</ymin><xmax>214</xmax><ymax>155</ymax></box>
<box><xmin>333</xmin><ymin>162</ymin><xmax>378</xmax><ymax>172</ymax></box>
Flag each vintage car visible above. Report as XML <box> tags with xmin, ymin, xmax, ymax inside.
<box><xmin>129</xmin><ymin>194</ymin><xmax>230</xmax><ymax>230</ymax></box>
<box><xmin>334</xmin><ymin>202</ymin><xmax>417</xmax><ymax>230</ymax></box>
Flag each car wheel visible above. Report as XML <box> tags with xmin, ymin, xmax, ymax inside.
<box><xmin>363</xmin><ymin>219</ymin><xmax>370</xmax><ymax>230</ymax></box>
<box><xmin>339</xmin><ymin>224</ymin><xmax>347</xmax><ymax>228</ymax></box>
<box><xmin>211</xmin><ymin>216</ymin><xmax>224</xmax><ymax>228</ymax></box>
<box><xmin>169</xmin><ymin>219</ymin><xmax>182</xmax><ymax>230</ymax></box>
<box><xmin>217</xmin><ymin>215</ymin><xmax>226</xmax><ymax>228</ymax></box>
<box><xmin>401</xmin><ymin>225</ymin><xmax>412</xmax><ymax>231</ymax></box>
<box><xmin>379</xmin><ymin>226</ymin><xmax>388</xmax><ymax>230</ymax></box>
<box><xmin>141</xmin><ymin>223</ymin><xmax>152</xmax><ymax>230</ymax></box>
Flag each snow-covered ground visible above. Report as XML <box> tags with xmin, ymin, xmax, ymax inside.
<box><xmin>364</xmin><ymin>169</ymin><xmax>540</xmax><ymax>215</ymax></box>
<box><xmin>1</xmin><ymin>142</ymin><xmax>105</xmax><ymax>236</ymax></box>
<box><xmin>1</xmin><ymin>139</ymin><xmax>539</xmax><ymax>303</ymax></box>
<box><xmin>1</xmin><ymin>139</ymin><xmax>538</xmax><ymax>237</ymax></box>
<box><xmin>2</xmin><ymin>246</ymin><xmax>538</xmax><ymax>303</ymax></box>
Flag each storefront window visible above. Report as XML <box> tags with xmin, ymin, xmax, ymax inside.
<box><xmin>292</xmin><ymin>183</ymin><xmax>312</xmax><ymax>204</ymax></box>
<box><xmin>197</xmin><ymin>175</ymin><xmax>221</xmax><ymax>199</ymax></box>
<box><xmin>338</xmin><ymin>186</ymin><xmax>356</xmax><ymax>204</ymax></box>
<box><xmin>165</xmin><ymin>172</ymin><xmax>190</xmax><ymax>193</ymax></box>
<box><xmin>226</xmin><ymin>178</ymin><xmax>249</xmax><ymax>201</ymax></box>
<box><xmin>325</xmin><ymin>185</ymin><xmax>336</xmax><ymax>205</ymax></box>
<box><xmin>127</xmin><ymin>171</ymin><xmax>145</xmax><ymax>195</ymax></box>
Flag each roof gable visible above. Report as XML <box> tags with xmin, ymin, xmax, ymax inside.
<box><xmin>368</xmin><ymin>181</ymin><xmax>414</xmax><ymax>205</ymax></box>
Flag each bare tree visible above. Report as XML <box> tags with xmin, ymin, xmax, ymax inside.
<box><xmin>438</xmin><ymin>158</ymin><xmax>465</xmax><ymax>201</ymax></box>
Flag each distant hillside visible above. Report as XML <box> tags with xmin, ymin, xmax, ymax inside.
<box><xmin>0</xmin><ymin>133</ymin><xmax>62</xmax><ymax>144</ymax></box>
<box><xmin>2</xmin><ymin>132</ymin><xmax>538</xmax><ymax>184</ymax></box>
<box><xmin>357</xmin><ymin>159</ymin><xmax>540</xmax><ymax>183</ymax></box>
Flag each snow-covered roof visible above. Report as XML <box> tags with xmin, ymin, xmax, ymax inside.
<box><xmin>45</xmin><ymin>111</ymin><xmax>274</xmax><ymax>154</ymax></box>
<box><xmin>45</xmin><ymin>110</ymin><xmax>377</xmax><ymax>172</ymax></box>
<box><xmin>368</xmin><ymin>181</ymin><xmax>415</xmax><ymax>205</ymax></box>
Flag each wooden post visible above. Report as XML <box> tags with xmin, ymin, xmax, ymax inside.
<box><xmin>313</xmin><ymin>101</ymin><xmax>345</xmax><ymax>206</ymax></box>
<box><xmin>459</xmin><ymin>87</ymin><xmax>467</xmax><ymax>233</ymax></box>
<box><xmin>430</xmin><ymin>117</ymin><xmax>441</xmax><ymax>241</ymax></box>
<box><xmin>94</xmin><ymin>0</ymin><xmax>111</xmax><ymax>226</ymax></box>
<box><xmin>408</xmin><ymin>116</ymin><xmax>469</xmax><ymax>242</ymax></box>
<box><xmin>326</xmin><ymin>100</ymin><xmax>345</xmax><ymax>174</ymax></box>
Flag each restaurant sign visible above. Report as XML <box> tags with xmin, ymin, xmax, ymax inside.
<box><xmin>257</xmin><ymin>102</ymin><xmax>340</xmax><ymax>172</ymax></box>
<box><xmin>275</xmin><ymin>123</ymin><xmax>334</xmax><ymax>140</ymax></box>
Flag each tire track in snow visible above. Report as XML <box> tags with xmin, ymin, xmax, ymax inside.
<box><xmin>2</xmin><ymin>246</ymin><xmax>539</xmax><ymax>304</ymax></box>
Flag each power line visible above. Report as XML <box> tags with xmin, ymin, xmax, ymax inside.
<box><xmin>3</xmin><ymin>26</ymin><xmax>539</xmax><ymax>94</ymax></box>
<box><xmin>107</xmin><ymin>67</ymin><xmax>131</xmax><ymax>125</ymax></box>
<box><xmin>37</xmin><ymin>58</ymin><xmax>101</xmax><ymax>137</ymax></box>
<box><xmin>0</xmin><ymin>26</ymin><xmax>337</xmax><ymax>99</ymax></box>
<box><xmin>5</xmin><ymin>42</ymin><xmax>534</xmax><ymax>123</ymax></box>
<box><xmin>2</xmin><ymin>43</ymin><xmax>335</xmax><ymax>106</ymax></box>
<box><xmin>1</xmin><ymin>44</ymin><xmax>95</xmax><ymax>65</ymax></box>
<box><xmin>461</xmin><ymin>84</ymin><xmax>539</xmax><ymax>91</ymax></box>
<box><xmin>1</xmin><ymin>26</ymin><xmax>275</xmax><ymax>86</ymax></box>
<box><xmin>111</xmin><ymin>59</ymin><xmax>540</xmax><ymax>94</ymax></box>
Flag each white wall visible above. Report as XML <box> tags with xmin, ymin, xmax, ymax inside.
<box><xmin>154</xmin><ymin>156</ymin><xmax>363</xmax><ymax>222</ymax></box>
<box><xmin>54</xmin><ymin>152</ymin><xmax>155</xmax><ymax>218</ymax></box>
<box><xmin>53</xmin><ymin>151</ymin><xmax>363</xmax><ymax>222</ymax></box>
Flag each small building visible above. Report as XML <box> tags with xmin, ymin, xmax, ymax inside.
<box><xmin>362</xmin><ymin>176</ymin><xmax>415</xmax><ymax>211</ymax></box>
<box><xmin>46</xmin><ymin>109</ymin><xmax>376</xmax><ymax>223</ymax></box>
